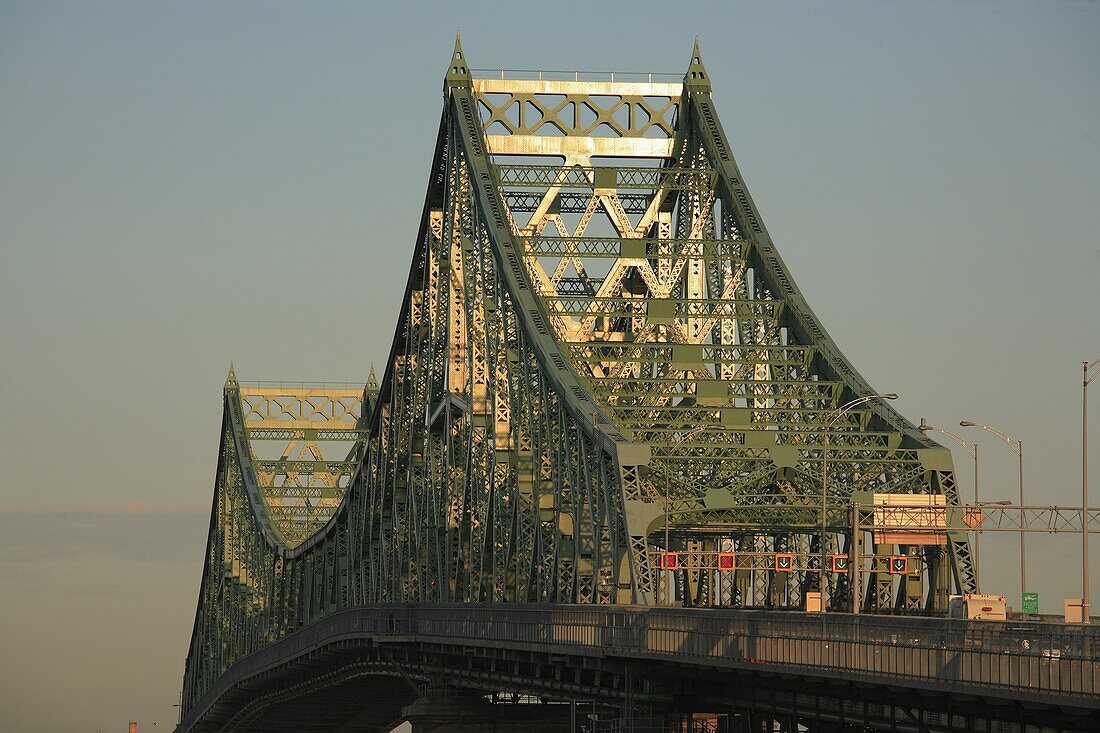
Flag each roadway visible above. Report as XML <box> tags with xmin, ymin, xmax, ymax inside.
<box><xmin>177</xmin><ymin>604</ymin><xmax>1100</xmax><ymax>732</ymax></box>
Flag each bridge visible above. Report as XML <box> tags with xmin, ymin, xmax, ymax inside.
<box><xmin>176</xmin><ymin>40</ymin><xmax>1100</xmax><ymax>732</ymax></box>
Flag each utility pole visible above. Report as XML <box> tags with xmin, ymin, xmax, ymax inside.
<box><xmin>1084</xmin><ymin>359</ymin><xmax>1099</xmax><ymax>623</ymax></box>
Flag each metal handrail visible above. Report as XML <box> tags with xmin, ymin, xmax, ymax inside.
<box><xmin>240</xmin><ymin>380</ymin><xmax>366</xmax><ymax>390</ymax></box>
<box><xmin>470</xmin><ymin>68</ymin><xmax>683</xmax><ymax>83</ymax></box>
<box><xmin>179</xmin><ymin>604</ymin><xmax>1100</xmax><ymax>731</ymax></box>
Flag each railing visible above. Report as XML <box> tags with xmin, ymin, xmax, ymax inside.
<box><xmin>239</xmin><ymin>380</ymin><xmax>367</xmax><ymax>390</ymax></box>
<box><xmin>394</xmin><ymin>606</ymin><xmax>1099</xmax><ymax>701</ymax></box>
<box><xmin>180</xmin><ymin>605</ymin><xmax>1100</xmax><ymax>731</ymax></box>
<box><xmin>470</xmin><ymin>68</ymin><xmax>682</xmax><ymax>83</ymax></box>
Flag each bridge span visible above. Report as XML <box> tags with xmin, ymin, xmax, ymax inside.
<box><xmin>176</xmin><ymin>39</ymin><xmax>1099</xmax><ymax>733</ymax></box>
<box><xmin>179</xmin><ymin>604</ymin><xmax>1098</xmax><ymax>732</ymax></box>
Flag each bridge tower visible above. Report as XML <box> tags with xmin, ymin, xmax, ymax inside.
<box><xmin>354</xmin><ymin>36</ymin><xmax>972</xmax><ymax>611</ymax></box>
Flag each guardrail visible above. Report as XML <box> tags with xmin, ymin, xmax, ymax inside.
<box><xmin>470</xmin><ymin>68</ymin><xmax>682</xmax><ymax>83</ymax></box>
<box><xmin>180</xmin><ymin>605</ymin><xmax>1100</xmax><ymax>731</ymax></box>
<box><xmin>397</xmin><ymin>606</ymin><xmax>1099</xmax><ymax>701</ymax></box>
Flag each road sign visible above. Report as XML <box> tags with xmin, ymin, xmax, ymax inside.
<box><xmin>774</xmin><ymin>553</ymin><xmax>794</xmax><ymax>572</ymax></box>
<box><xmin>889</xmin><ymin>556</ymin><xmax>908</xmax><ymax>575</ymax></box>
<box><xmin>829</xmin><ymin>554</ymin><xmax>849</xmax><ymax>573</ymax></box>
<box><xmin>717</xmin><ymin>552</ymin><xmax>736</xmax><ymax>571</ymax></box>
<box><xmin>660</xmin><ymin>552</ymin><xmax>679</xmax><ymax>570</ymax></box>
<box><xmin>1022</xmin><ymin>592</ymin><xmax>1039</xmax><ymax>614</ymax></box>
<box><xmin>963</xmin><ymin>508</ymin><xmax>985</xmax><ymax>528</ymax></box>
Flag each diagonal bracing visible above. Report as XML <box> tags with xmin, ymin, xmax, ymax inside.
<box><xmin>179</xmin><ymin>40</ymin><xmax>973</xmax><ymax>714</ymax></box>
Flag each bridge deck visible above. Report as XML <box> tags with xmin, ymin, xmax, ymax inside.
<box><xmin>179</xmin><ymin>604</ymin><xmax>1100</xmax><ymax>732</ymax></box>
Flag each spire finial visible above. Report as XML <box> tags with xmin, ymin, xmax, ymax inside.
<box><xmin>445</xmin><ymin>31</ymin><xmax>472</xmax><ymax>89</ymax></box>
<box><xmin>366</xmin><ymin>363</ymin><xmax>380</xmax><ymax>396</ymax></box>
<box><xmin>685</xmin><ymin>36</ymin><xmax>710</xmax><ymax>92</ymax></box>
<box><xmin>225</xmin><ymin>361</ymin><xmax>238</xmax><ymax>391</ymax></box>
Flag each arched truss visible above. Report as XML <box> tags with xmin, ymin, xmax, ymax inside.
<box><xmin>181</xmin><ymin>40</ymin><xmax>973</xmax><ymax>713</ymax></box>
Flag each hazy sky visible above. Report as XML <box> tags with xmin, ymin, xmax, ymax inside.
<box><xmin>1</xmin><ymin>1</ymin><xmax>1097</xmax><ymax>731</ymax></box>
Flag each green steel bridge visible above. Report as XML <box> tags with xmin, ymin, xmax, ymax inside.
<box><xmin>176</xmin><ymin>40</ymin><xmax>1100</xmax><ymax>732</ymax></box>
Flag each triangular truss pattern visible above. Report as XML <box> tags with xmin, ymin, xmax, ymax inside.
<box><xmin>180</xmin><ymin>376</ymin><xmax>370</xmax><ymax>703</ymax></box>
<box><xmin>352</xmin><ymin>41</ymin><xmax>972</xmax><ymax>611</ymax></box>
<box><xmin>180</xmin><ymin>42</ymin><xmax>973</xmax><ymax>713</ymax></box>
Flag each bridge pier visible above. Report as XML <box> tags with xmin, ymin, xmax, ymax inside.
<box><xmin>401</xmin><ymin>691</ymin><xmax>571</xmax><ymax>732</ymax></box>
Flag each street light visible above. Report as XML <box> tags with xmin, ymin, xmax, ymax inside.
<box><xmin>960</xmin><ymin>421</ymin><xmax>1026</xmax><ymax>603</ymax></box>
<box><xmin>820</xmin><ymin>393</ymin><xmax>898</xmax><ymax>613</ymax></box>
<box><xmin>919</xmin><ymin>418</ymin><xmax>980</xmax><ymax>591</ymax></box>
<box><xmin>1083</xmin><ymin>359</ymin><xmax>1099</xmax><ymax>624</ymax></box>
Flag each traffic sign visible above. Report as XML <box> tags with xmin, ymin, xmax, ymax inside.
<box><xmin>717</xmin><ymin>552</ymin><xmax>736</xmax><ymax>571</ymax></box>
<box><xmin>963</xmin><ymin>508</ymin><xmax>985</xmax><ymax>528</ymax></box>
<box><xmin>660</xmin><ymin>552</ymin><xmax>679</xmax><ymax>570</ymax></box>
<box><xmin>774</xmin><ymin>553</ymin><xmax>794</xmax><ymax>572</ymax></box>
<box><xmin>1022</xmin><ymin>592</ymin><xmax>1039</xmax><ymax>614</ymax></box>
<box><xmin>888</xmin><ymin>556</ymin><xmax>908</xmax><ymax>575</ymax></box>
<box><xmin>829</xmin><ymin>554</ymin><xmax>849</xmax><ymax>573</ymax></box>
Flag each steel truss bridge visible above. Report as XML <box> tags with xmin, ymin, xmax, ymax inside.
<box><xmin>177</xmin><ymin>41</ymin><xmax>1100</xmax><ymax>732</ymax></box>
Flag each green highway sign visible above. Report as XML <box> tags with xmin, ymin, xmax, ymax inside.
<box><xmin>1022</xmin><ymin>592</ymin><xmax>1039</xmax><ymax>614</ymax></box>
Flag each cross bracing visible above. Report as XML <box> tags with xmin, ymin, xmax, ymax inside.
<box><xmin>181</xmin><ymin>40</ymin><xmax>975</xmax><ymax>715</ymax></box>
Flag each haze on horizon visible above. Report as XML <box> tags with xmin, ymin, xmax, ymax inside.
<box><xmin>0</xmin><ymin>1</ymin><xmax>1097</xmax><ymax>730</ymax></box>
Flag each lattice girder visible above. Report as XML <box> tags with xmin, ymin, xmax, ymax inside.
<box><xmin>180</xmin><ymin>40</ymin><xmax>974</xmax><ymax>715</ymax></box>
<box><xmin>458</xmin><ymin>40</ymin><xmax>971</xmax><ymax>613</ymax></box>
<box><xmin>238</xmin><ymin>383</ymin><xmax>367</xmax><ymax>546</ymax></box>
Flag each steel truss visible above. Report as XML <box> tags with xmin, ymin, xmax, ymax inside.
<box><xmin>180</xmin><ymin>40</ymin><xmax>974</xmax><ymax>714</ymax></box>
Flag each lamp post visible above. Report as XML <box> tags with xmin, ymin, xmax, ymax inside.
<box><xmin>820</xmin><ymin>393</ymin><xmax>898</xmax><ymax>613</ymax></box>
<box><xmin>919</xmin><ymin>419</ymin><xmax>980</xmax><ymax>591</ymax></box>
<box><xmin>664</xmin><ymin>469</ymin><xmax>672</xmax><ymax>606</ymax></box>
<box><xmin>960</xmin><ymin>421</ymin><xmax>1026</xmax><ymax>601</ymax></box>
<box><xmin>1083</xmin><ymin>359</ymin><xmax>1099</xmax><ymax>624</ymax></box>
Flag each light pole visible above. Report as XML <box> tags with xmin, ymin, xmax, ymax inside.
<box><xmin>960</xmin><ymin>421</ymin><xmax>1025</xmax><ymax>601</ymax></box>
<box><xmin>919</xmin><ymin>419</ymin><xmax>980</xmax><ymax>591</ymax></box>
<box><xmin>663</xmin><ymin>469</ymin><xmax>672</xmax><ymax>606</ymax></box>
<box><xmin>1083</xmin><ymin>359</ymin><xmax>1099</xmax><ymax>624</ymax></box>
<box><xmin>820</xmin><ymin>393</ymin><xmax>898</xmax><ymax>612</ymax></box>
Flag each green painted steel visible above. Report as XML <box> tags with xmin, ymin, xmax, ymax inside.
<box><xmin>179</xmin><ymin>40</ymin><xmax>973</xmax><ymax>715</ymax></box>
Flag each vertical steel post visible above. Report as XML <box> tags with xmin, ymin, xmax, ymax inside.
<box><xmin>849</xmin><ymin>501</ymin><xmax>860</xmax><ymax>615</ymax></box>
<box><xmin>1085</xmin><ymin>361</ymin><xmax>1092</xmax><ymax>624</ymax></box>
<box><xmin>1018</xmin><ymin>440</ymin><xmax>1026</xmax><ymax>600</ymax></box>
<box><xmin>974</xmin><ymin>443</ymin><xmax>980</xmax><ymax>592</ymax></box>
<box><xmin>625</xmin><ymin>669</ymin><xmax>633</xmax><ymax>730</ymax></box>
<box><xmin>665</xmin><ymin>470</ymin><xmax>671</xmax><ymax>606</ymax></box>
<box><xmin>820</xmin><ymin>432</ymin><xmax>829</xmax><ymax>611</ymax></box>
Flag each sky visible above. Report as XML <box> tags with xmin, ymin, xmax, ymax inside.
<box><xmin>0</xmin><ymin>1</ymin><xmax>1097</xmax><ymax>730</ymax></box>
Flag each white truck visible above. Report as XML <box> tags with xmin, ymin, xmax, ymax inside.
<box><xmin>948</xmin><ymin>594</ymin><xmax>1007</xmax><ymax>620</ymax></box>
